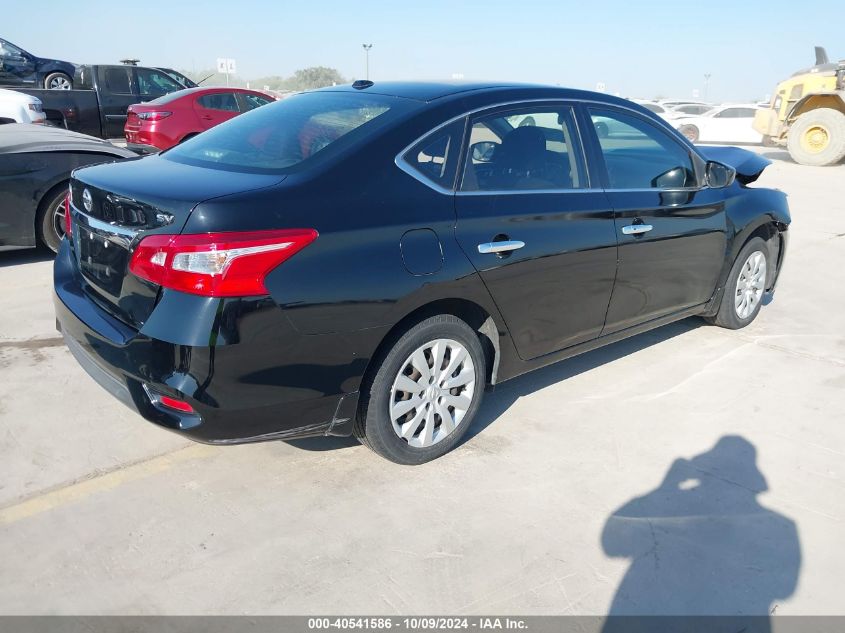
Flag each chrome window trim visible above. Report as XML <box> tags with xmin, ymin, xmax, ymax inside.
<box><xmin>394</xmin><ymin>96</ymin><xmax>704</xmax><ymax>195</ymax></box>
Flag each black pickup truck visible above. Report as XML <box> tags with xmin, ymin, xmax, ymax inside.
<box><xmin>14</xmin><ymin>64</ymin><xmax>194</xmax><ymax>139</ymax></box>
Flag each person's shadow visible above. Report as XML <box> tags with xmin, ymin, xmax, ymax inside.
<box><xmin>601</xmin><ymin>436</ymin><xmax>800</xmax><ymax>633</ymax></box>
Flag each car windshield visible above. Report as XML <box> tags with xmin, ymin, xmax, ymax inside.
<box><xmin>163</xmin><ymin>91</ymin><xmax>415</xmax><ymax>174</ymax></box>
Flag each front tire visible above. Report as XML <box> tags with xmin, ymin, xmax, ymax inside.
<box><xmin>44</xmin><ymin>72</ymin><xmax>72</xmax><ymax>90</ymax></box>
<box><xmin>36</xmin><ymin>186</ymin><xmax>68</xmax><ymax>253</ymax></box>
<box><xmin>786</xmin><ymin>108</ymin><xmax>845</xmax><ymax>166</ymax></box>
<box><xmin>706</xmin><ymin>237</ymin><xmax>769</xmax><ymax>329</ymax></box>
<box><xmin>355</xmin><ymin>315</ymin><xmax>486</xmax><ymax>464</ymax></box>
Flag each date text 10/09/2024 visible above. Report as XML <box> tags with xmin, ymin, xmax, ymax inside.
<box><xmin>308</xmin><ymin>618</ymin><xmax>528</xmax><ymax>630</ymax></box>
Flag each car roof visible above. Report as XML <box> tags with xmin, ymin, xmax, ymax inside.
<box><xmin>0</xmin><ymin>124</ymin><xmax>136</xmax><ymax>156</ymax></box>
<box><xmin>313</xmin><ymin>81</ymin><xmax>638</xmax><ymax>107</ymax></box>
<box><xmin>164</xmin><ymin>87</ymin><xmax>268</xmax><ymax>97</ymax></box>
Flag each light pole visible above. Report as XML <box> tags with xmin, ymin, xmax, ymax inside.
<box><xmin>362</xmin><ymin>44</ymin><xmax>373</xmax><ymax>80</ymax></box>
<box><xmin>704</xmin><ymin>73</ymin><xmax>712</xmax><ymax>101</ymax></box>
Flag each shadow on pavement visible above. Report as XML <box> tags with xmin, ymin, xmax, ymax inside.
<box><xmin>286</xmin><ymin>317</ymin><xmax>704</xmax><ymax>453</ymax></box>
<box><xmin>0</xmin><ymin>248</ymin><xmax>53</xmax><ymax>268</ymax></box>
<box><xmin>463</xmin><ymin>317</ymin><xmax>702</xmax><ymax>443</ymax></box>
<box><xmin>601</xmin><ymin>436</ymin><xmax>800</xmax><ymax>633</ymax></box>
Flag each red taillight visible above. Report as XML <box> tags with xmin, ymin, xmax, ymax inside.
<box><xmin>128</xmin><ymin>229</ymin><xmax>318</xmax><ymax>297</ymax></box>
<box><xmin>158</xmin><ymin>395</ymin><xmax>195</xmax><ymax>413</ymax></box>
<box><xmin>64</xmin><ymin>190</ymin><xmax>72</xmax><ymax>240</ymax></box>
<box><xmin>136</xmin><ymin>111</ymin><xmax>172</xmax><ymax>121</ymax></box>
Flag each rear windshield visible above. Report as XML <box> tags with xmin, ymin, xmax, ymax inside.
<box><xmin>144</xmin><ymin>90</ymin><xmax>191</xmax><ymax>105</ymax></box>
<box><xmin>163</xmin><ymin>91</ymin><xmax>415</xmax><ymax>174</ymax></box>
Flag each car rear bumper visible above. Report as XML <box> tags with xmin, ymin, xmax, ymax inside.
<box><xmin>53</xmin><ymin>240</ymin><xmax>360</xmax><ymax>444</ymax></box>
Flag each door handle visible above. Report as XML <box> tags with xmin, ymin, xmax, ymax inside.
<box><xmin>621</xmin><ymin>224</ymin><xmax>654</xmax><ymax>235</ymax></box>
<box><xmin>478</xmin><ymin>240</ymin><xmax>525</xmax><ymax>254</ymax></box>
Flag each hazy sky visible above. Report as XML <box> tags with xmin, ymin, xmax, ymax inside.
<box><xmin>4</xmin><ymin>0</ymin><xmax>842</xmax><ymax>101</ymax></box>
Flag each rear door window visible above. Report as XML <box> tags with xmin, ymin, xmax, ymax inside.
<box><xmin>240</xmin><ymin>93</ymin><xmax>273</xmax><ymax>111</ymax></box>
<box><xmin>164</xmin><ymin>91</ymin><xmax>415</xmax><ymax>174</ymax></box>
<box><xmin>104</xmin><ymin>67</ymin><xmax>132</xmax><ymax>94</ymax></box>
<box><xmin>460</xmin><ymin>107</ymin><xmax>585</xmax><ymax>191</ymax></box>
<box><xmin>197</xmin><ymin>92</ymin><xmax>240</xmax><ymax>112</ymax></box>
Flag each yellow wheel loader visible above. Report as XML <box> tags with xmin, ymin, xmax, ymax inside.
<box><xmin>754</xmin><ymin>47</ymin><xmax>845</xmax><ymax>166</ymax></box>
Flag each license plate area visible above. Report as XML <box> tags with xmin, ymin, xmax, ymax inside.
<box><xmin>76</xmin><ymin>221</ymin><xmax>133</xmax><ymax>298</ymax></box>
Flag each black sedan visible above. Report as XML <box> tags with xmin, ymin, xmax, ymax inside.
<box><xmin>0</xmin><ymin>38</ymin><xmax>76</xmax><ymax>90</ymax></box>
<box><xmin>0</xmin><ymin>124</ymin><xmax>134</xmax><ymax>253</ymax></box>
<box><xmin>54</xmin><ymin>82</ymin><xmax>790</xmax><ymax>464</ymax></box>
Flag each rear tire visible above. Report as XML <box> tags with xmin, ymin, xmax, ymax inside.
<box><xmin>354</xmin><ymin>315</ymin><xmax>486</xmax><ymax>464</ymax></box>
<box><xmin>36</xmin><ymin>185</ymin><xmax>68</xmax><ymax>254</ymax></box>
<box><xmin>786</xmin><ymin>108</ymin><xmax>845</xmax><ymax>166</ymax></box>
<box><xmin>705</xmin><ymin>237</ymin><xmax>769</xmax><ymax>330</ymax></box>
<box><xmin>44</xmin><ymin>72</ymin><xmax>72</xmax><ymax>90</ymax></box>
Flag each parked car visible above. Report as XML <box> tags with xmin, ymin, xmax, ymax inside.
<box><xmin>669</xmin><ymin>103</ymin><xmax>714</xmax><ymax>116</ymax></box>
<box><xmin>673</xmin><ymin>104</ymin><xmax>765</xmax><ymax>144</ymax></box>
<box><xmin>0</xmin><ymin>88</ymin><xmax>46</xmax><ymax>124</ymax></box>
<box><xmin>12</xmin><ymin>64</ymin><xmax>188</xmax><ymax>139</ymax></box>
<box><xmin>124</xmin><ymin>87</ymin><xmax>275</xmax><ymax>152</ymax></box>
<box><xmin>0</xmin><ymin>38</ymin><xmax>75</xmax><ymax>89</ymax></box>
<box><xmin>0</xmin><ymin>124</ymin><xmax>133</xmax><ymax>252</ymax></box>
<box><xmin>657</xmin><ymin>99</ymin><xmax>710</xmax><ymax>109</ymax></box>
<box><xmin>55</xmin><ymin>82</ymin><xmax>790</xmax><ymax>464</ymax></box>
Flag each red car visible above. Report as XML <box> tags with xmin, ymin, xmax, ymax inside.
<box><xmin>124</xmin><ymin>87</ymin><xmax>275</xmax><ymax>153</ymax></box>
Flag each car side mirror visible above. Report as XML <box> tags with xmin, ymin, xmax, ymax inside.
<box><xmin>705</xmin><ymin>161</ymin><xmax>736</xmax><ymax>188</ymax></box>
<box><xmin>471</xmin><ymin>141</ymin><xmax>497</xmax><ymax>163</ymax></box>
<box><xmin>651</xmin><ymin>166</ymin><xmax>690</xmax><ymax>189</ymax></box>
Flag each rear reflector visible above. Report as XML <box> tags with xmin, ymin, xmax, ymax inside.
<box><xmin>158</xmin><ymin>395</ymin><xmax>195</xmax><ymax>413</ymax></box>
<box><xmin>129</xmin><ymin>229</ymin><xmax>318</xmax><ymax>297</ymax></box>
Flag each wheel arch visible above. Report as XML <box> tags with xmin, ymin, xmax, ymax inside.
<box><xmin>788</xmin><ymin>92</ymin><xmax>845</xmax><ymax>121</ymax></box>
<box><xmin>705</xmin><ymin>216</ymin><xmax>787</xmax><ymax>318</ymax></box>
<box><xmin>360</xmin><ymin>298</ymin><xmax>502</xmax><ymax>396</ymax></box>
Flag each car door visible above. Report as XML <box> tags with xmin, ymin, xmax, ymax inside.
<box><xmin>194</xmin><ymin>92</ymin><xmax>241</xmax><ymax>130</ymax></box>
<box><xmin>584</xmin><ymin>106</ymin><xmax>727</xmax><ymax>334</ymax></box>
<box><xmin>454</xmin><ymin>104</ymin><xmax>618</xmax><ymax>361</ymax></box>
<box><xmin>0</xmin><ymin>40</ymin><xmax>36</xmax><ymax>86</ymax></box>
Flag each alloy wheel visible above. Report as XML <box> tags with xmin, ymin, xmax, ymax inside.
<box><xmin>734</xmin><ymin>251</ymin><xmax>766</xmax><ymax>319</ymax></box>
<box><xmin>389</xmin><ymin>338</ymin><xmax>476</xmax><ymax>448</ymax></box>
<box><xmin>49</xmin><ymin>76</ymin><xmax>71</xmax><ymax>90</ymax></box>
<box><xmin>51</xmin><ymin>195</ymin><xmax>67</xmax><ymax>244</ymax></box>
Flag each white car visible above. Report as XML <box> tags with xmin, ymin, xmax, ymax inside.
<box><xmin>0</xmin><ymin>88</ymin><xmax>46</xmax><ymax>124</ymax></box>
<box><xmin>672</xmin><ymin>104</ymin><xmax>764</xmax><ymax>144</ymax></box>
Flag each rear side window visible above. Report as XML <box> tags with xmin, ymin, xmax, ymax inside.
<box><xmin>164</xmin><ymin>91</ymin><xmax>414</xmax><ymax>174</ymax></box>
<box><xmin>241</xmin><ymin>93</ymin><xmax>273</xmax><ymax>111</ymax></box>
<box><xmin>400</xmin><ymin>119</ymin><xmax>464</xmax><ymax>190</ymax></box>
<box><xmin>197</xmin><ymin>93</ymin><xmax>239</xmax><ymax>112</ymax></box>
<box><xmin>589</xmin><ymin>108</ymin><xmax>696</xmax><ymax>189</ymax></box>
<box><xmin>104</xmin><ymin>67</ymin><xmax>132</xmax><ymax>94</ymax></box>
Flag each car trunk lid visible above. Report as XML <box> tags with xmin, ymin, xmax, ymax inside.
<box><xmin>69</xmin><ymin>155</ymin><xmax>284</xmax><ymax>329</ymax></box>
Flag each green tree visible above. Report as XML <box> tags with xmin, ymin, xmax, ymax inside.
<box><xmin>283</xmin><ymin>67</ymin><xmax>345</xmax><ymax>91</ymax></box>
